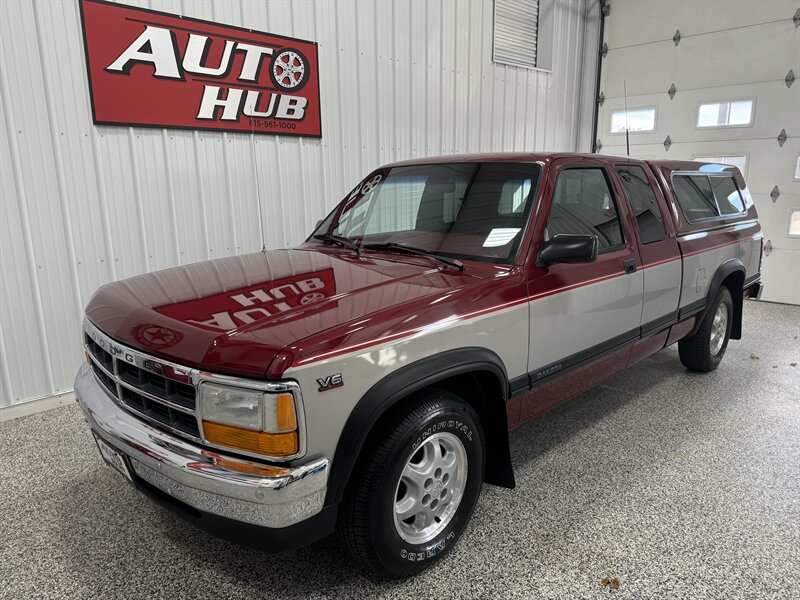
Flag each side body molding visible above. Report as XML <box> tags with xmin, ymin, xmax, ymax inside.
<box><xmin>325</xmin><ymin>347</ymin><xmax>515</xmax><ymax>505</ymax></box>
<box><xmin>693</xmin><ymin>258</ymin><xmax>746</xmax><ymax>339</ymax></box>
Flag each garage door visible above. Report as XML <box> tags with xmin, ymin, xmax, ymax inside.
<box><xmin>596</xmin><ymin>0</ymin><xmax>800</xmax><ymax>305</ymax></box>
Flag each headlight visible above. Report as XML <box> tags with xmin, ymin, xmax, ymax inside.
<box><xmin>199</xmin><ymin>382</ymin><xmax>299</xmax><ymax>457</ymax></box>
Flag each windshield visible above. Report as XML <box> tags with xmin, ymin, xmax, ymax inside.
<box><xmin>310</xmin><ymin>162</ymin><xmax>541</xmax><ymax>263</ymax></box>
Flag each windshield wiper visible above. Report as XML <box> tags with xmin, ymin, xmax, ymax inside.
<box><xmin>313</xmin><ymin>233</ymin><xmax>361</xmax><ymax>255</ymax></box>
<box><xmin>363</xmin><ymin>242</ymin><xmax>465</xmax><ymax>271</ymax></box>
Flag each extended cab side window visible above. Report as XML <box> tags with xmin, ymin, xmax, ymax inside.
<box><xmin>672</xmin><ymin>175</ymin><xmax>718</xmax><ymax>221</ymax></box>
<box><xmin>710</xmin><ymin>176</ymin><xmax>745</xmax><ymax>215</ymax></box>
<box><xmin>616</xmin><ymin>166</ymin><xmax>666</xmax><ymax>244</ymax></box>
<box><xmin>546</xmin><ymin>168</ymin><xmax>624</xmax><ymax>250</ymax></box>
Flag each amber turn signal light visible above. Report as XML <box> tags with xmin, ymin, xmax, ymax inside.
<box><xmin>202</xmin><ymin>420</ymin><xmax>299</xmax><ymax>457</ymax></box>
<box><xmin>275</xmin><ymin>393</ymin><xmax>297</xmax><ymax>432</ymax></box>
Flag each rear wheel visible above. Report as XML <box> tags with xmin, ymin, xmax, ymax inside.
<box><xmin>679</xmin><ymin>285</ymin><xmax>733</xmax><ymax>372</ymax></box>
<box><xmin>339</xmin><ymin>388</ymin><xmax>485</xmax><ymax>579</ymax></box>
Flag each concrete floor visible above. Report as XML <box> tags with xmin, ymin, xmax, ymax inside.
<box><xmin>1</xmin><ymin>300</ymin><xmax>798</xmax><ymax>599</ymax></box>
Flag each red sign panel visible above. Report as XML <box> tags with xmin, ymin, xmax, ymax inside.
<box><xmin>79</xmin><ymin>0</ymin><xmax>321</xmax><ymax>137</ymax></box>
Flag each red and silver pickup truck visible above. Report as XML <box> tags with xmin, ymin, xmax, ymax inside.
<box><xmin>76</xmin><ymin>153</ymin><xmax>762</xmax><ymax>578</ymax></box>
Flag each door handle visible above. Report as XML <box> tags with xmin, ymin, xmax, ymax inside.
<box><xmin>624</xmin><ymin>259</ymin><xmax>637</xmax><ymax>274</ymax></box>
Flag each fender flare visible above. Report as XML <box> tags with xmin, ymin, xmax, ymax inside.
<box><xmin>693</xmin><ymin>258</ymin><xmax>746</xmax><ymax>338</ymax></box>
<box><xmin>324</xmin><ymin>347</ymin><xmax>514</xmax><ymax>506</ymax></box>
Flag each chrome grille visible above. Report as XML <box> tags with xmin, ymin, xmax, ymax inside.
<box><xmin>82</xmin><ymin>319</ymin><xmax>308</xmax><ymax>462</ymax></box>
<box><xmin>84</xmin><ymin>329</ymin><xmax>201</xmax><ymax>441</ymax></box>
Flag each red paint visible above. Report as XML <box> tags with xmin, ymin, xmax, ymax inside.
<box><xmin>505</xmin><ymin>396</ymin><xmax>522</xmax><ymax>431</ymax></box>
<box><xmin>666</xmin><ymin>316</ymin><xmax>696</xmax><ymax>347</ymax></box>
<box><xmin>86</xmin><ymin>247</ymin><xmax>523</xmax><ymax>378</ymax></box>
<box><xmin>154</xmin><ymin>268</ymin><xmax>337</xmax><ymax>330</ymax></box>
<box><xmin>517</xmin><ymin>345</ymin><xmax>634</xmax><ymax>422</ymax></box>
<box><xmin>85</xmin><ymin>153</ymin><xmax>761</xmax><ymax>386</ymax></box>
<box><xmin>79</xmin><ymin>0</ymin><xmax>321</xmax><ymax>137</ymax></box>
<box><xmin>627</xmin><ymin>330</ymin><xmax>669</xmax><ymax>368</ymax></box>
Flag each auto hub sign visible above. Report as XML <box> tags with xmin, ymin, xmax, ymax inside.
<box><xmin>79</xmin><ymin>0</ymin><xmax>321</xmax><ymax>137</ymax></box>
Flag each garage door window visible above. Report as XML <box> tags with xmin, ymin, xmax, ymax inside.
<box><xmin>610</xmin><ymin>108</ymin><xmax>656</xmax><ymax>134</ymax></box>
<box><xmin>697</xmin><ymin>99</ymin><xmax>754</xmax><ymax>128</ymax></box>
<box><xmin>789</xmin><ymin>211</ymin><xmax>800</xmax><ymax>238</ymax></box>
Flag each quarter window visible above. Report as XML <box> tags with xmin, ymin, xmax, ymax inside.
<box><xmin>547</xmin><ymin>168</ymin><xmax>624</xmax><ymax>250</ymax></box>
<box><xmin>672</xmin><ymin>175</ymin><xmax>718</xmax><ymax>221</ymax></box>
<box><xmin>616</xmin><ymin>166</ymin><xmax>666</xmax><ymax>244</ymax></box>
<box><xmin>710</xmin><ymin>177</ymin><xmax>745</xmax><ymax>215</ymax></box>
<box><xmin>697</xmin><ymin>99</ymin><xmax>754</xmax><ymax>128</ymax></box>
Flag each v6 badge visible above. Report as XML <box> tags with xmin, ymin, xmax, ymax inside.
<box><xmin>317</xmin><ymin>373</ymin><xmax>343</xmax><ymax>392</ymax></box>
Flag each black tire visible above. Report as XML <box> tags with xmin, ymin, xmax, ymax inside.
<box><xmin>679</xmin><ymin>285</ymin><xmax>733</xmax><ymax>372</ymax></box>
<box><xmin>339</xmin><ymin>388</ymin><xmax>485</xmax><ymax>580</ymax></box>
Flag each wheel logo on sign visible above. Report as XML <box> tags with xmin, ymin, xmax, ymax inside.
<box><xmin>270</xmin><ymin>48</ymin><xmax>309</xmax><ymax>91</ymax></box>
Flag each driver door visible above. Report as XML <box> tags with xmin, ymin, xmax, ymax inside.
<box><xmin>525</xmin><ymin>161</ymin><xmax>643</xmax><ymax>406</ymax></box>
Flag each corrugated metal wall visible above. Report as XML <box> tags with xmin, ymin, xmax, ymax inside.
<box><xmin>0</xmin><ymin>0</ymin><xmax>592</xmax><ymax>409</ymax></box>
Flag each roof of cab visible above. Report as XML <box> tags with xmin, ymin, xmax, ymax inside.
<box><xmin>380</xmin><ymin>152</ymin><xmax>742</xmax><ymax>178</ymax></box>
<box><xmin>382</xmin><ymin>152</ymin><xmax>649</xmax><ymax>168</ymax></box>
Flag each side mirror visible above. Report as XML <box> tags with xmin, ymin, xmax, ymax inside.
<box><xmin>536</xmin><ymin>234</ymin><xmax>599</xmax><ymax>268</ymax></box>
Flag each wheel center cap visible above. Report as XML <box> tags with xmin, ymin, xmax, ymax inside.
<box><xmin>431</xmin><ymin>481</ymin><xmax>443</xmax><ymax>497</ymax></box>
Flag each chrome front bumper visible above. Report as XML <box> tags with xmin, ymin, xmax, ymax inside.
<box><xmin>75</xmin><ymin>363</ymin><xmax>329</xmax><ymax>529</ymax></box>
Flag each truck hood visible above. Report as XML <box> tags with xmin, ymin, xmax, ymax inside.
<box><xmin>86</xmin><ymin>246</ymin><xmax>507</xmax><ymax>379</ymax></box>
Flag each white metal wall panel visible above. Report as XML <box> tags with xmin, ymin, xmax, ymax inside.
<box><xmin>0</xmin><ymin>0</ymin><xmax>591</xmax><ymax>408</ymax></box>
<box><xmin>597</xmin><ymin>0</ymin><xmax>800</xmax><ymax>305</ymax></box>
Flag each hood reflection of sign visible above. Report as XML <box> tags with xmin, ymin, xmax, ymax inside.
<box><xmin>154</xmin><ymin>269</ymin><xmax>337</xmax><ymax>331</ymax></box>
<box><xmin>79</xmin><ymin>0</ymin><xmax>321</xmax><ymax>137</ymax></box>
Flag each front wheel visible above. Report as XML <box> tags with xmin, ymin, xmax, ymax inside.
<box><xmin>679</xmin><ymin>285</ymin><xmax>733</xmax><ymax>372</ymax></box>
<box><xmin>339</xmin><ymin>388</ymin><xmax>485</xmax><ymax>579</ymax></box>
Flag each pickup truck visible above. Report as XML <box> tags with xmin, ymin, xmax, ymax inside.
<box><xmin>76</xmin><ymin>152</ymin><xmax>763</xmax><ymax>579</ymax></box>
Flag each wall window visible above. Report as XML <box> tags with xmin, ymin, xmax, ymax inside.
<box><xmin>493</xmin><ymin>0</ymin><xmax>539</xmax><ymax>69</ymax></box>
<box><xmin>610</xmin><ymin>108</ymin><xmax>656</xmax><ymax>134</ymax></box>
<box><xmin>694</xmin><ymin>155</ymin><xmax>747</xmax><ymax>177</ymax></box>
<box><xmin>616</xmin><ymin>166</ymin><xmax>666</xmax><ymax>243</ymax></box>
<box><xmin>789</xmin><ymin>211</ymin><xmax>800</xmax><ymax>238</ymax></box>
<box><xmin>697</xmin><ymin>99</ymin><xmax>754</xmax><ymax>128</ymax></box>
<box><xmin>547</xmin><ymin>168</ymin><xmax>624</xmax><ymax>250</ymax></box>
